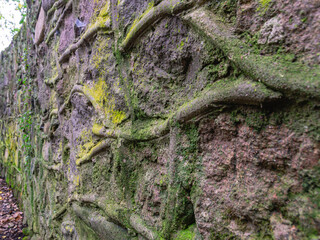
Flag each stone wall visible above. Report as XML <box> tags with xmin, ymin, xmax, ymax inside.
<box><xmin>0</xmin><ymin>0</ymin><xmax>319</xmax><ymax>239</ymax></box>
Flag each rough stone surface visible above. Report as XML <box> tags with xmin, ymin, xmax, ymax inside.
<box><xmin>34</xmin><ymin>7</ymin><xmax>46</xmax><ymax>45</ymax></box>
<box><xmin>258</xmin><ymin>17</ymin><xmax>284</xmax><ymax>44</ymax></box>
<box><xmin>42</xmin><ymin>0</ymin><xmax>57</xmax><ymax>12</ymax></box>
<box><xmin>0</xmin><ymin>0</ymin><xmax>319</xmax><ymax>239</ymax></box>
<box><xmin>234</xmin><ymin>0</ymin><xmax>320</xmax><ymax>63</ymax></box>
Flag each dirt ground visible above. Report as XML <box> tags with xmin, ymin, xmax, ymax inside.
<box><xmin>0</xmin><ymin>178</ymin><xmax>26</xmax><ymax>240</ymax></box>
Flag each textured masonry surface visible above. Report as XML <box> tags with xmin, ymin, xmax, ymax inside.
<box><xmin>0</xmin><ymin>0</ymin><xmax>319</xmax><ymax>239</ymax></box>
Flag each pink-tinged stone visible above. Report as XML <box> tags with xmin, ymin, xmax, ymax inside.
<box><xmin>34</xmin><ymin>7</ymin><xmax>46</xmax><ymax>45</ymax></box>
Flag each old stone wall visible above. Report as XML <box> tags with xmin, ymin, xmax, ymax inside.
<box><xmin>0</xmin><ymin>0</ymin><xmax>319</xmax><ymax>239</ymax></box>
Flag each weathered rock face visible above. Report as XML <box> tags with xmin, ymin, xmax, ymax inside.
<box><xmin>42</xmin><ymin>0</ymin><xmax>57</xmax><ymax>12</ymax></box>
<box><xmin>0</xmin><ymin>0</ymin><xmax>319</xmax><ymax>239</ymax></box>
<box><xmin>34</xmin><ymin>7</ymin><xmax>46</xmax><ymax>45</ymax></box>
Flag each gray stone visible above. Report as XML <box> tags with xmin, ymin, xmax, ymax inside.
<box><xmin>258</xmin><ymin>17</ymin><xmax>284</xmax><ymax>44</ymax></box>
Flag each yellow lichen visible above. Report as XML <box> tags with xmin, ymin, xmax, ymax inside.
<box><xmin>3</xmin><ymin>124</ymin><xmax>17</xmax><ymax>165</ymax></box>
<box><xmin>73</xmin><ymin>175</ymin><xmax>80</xmax><ymax>186</ymax></box>
<box><xmin>92</xmin><ymin>123</ymin><xmax>104</xmax><ymax>135</ymax></box>
<box><xmin>83</xmin><ymin>78</ymin><xmax>126</xmax><ymax>126</ymax></box>
<box><xmin>77</xmin><ymin>129</ymin><xmax>95</xmax><ymax>160</ymax></box>
<box><xmin>121</xmin><ymin>1</ymin><xmax>155</xmax><ymax>47</ymax></box>
<box><xmin>14</xmin><ymin>150</ymin><xmax>19</xmax><ymax>167</ymax></box>
<box><xmin>89</xmin><ymin>1</ymin><xmax>110</xmax><ymax>30</ymax></box>
<box><xmin>91</xmin><ymin>37</ymin><xmax>110</xmax><ymax>71</ymax></box>
<box><xmin>49</xmin><ymin>90</ymin><xmax>58</xmax><ymax>109</ymax></box>
<box><xmin>99</xmin><ymin>1</ymin><xmax>110</xmax><ymax>18</ymax></box>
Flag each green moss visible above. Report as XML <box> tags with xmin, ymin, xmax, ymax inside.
<box><xmin>207</xmin><ymin>0</ymin><xmax>238</xmax><ymax>23</ymax></box>
<box><xmin>176</xmin><ymin>123</ymin><xmax>199</xmax><ymax>189</ymax></box>
<box><xmin>271</xmin><ymin>102</ymin><xmax>320</xmax><ymax>141</ymax></box>
<box><xmin>116</xmin><ymin>208</ymin><xmax>135</xmax><ymax>232</ymax></box>
<box><xmin>131</xmin><ymin>118</ymin><xmax>168</xmax><ymax>140</ymax></box>
<box><xmin>282</xmin><ymin>163</ymin><xmax>320</xmax><ymax>238</ymax></box>
<box><xmin>245</xmin><ymin>111</ymin><xmax>268</xmax><ymax>131</ymax></box>
<box><xmin>75</xmin><ymin>217</ymin><xmax>100</xmax><ymax>240</ymax></box>
<box><xmin>112</xmin><ymin>146</ymin><xmax>141</xmax><ymax>207</ymax></box>
<box><xmin>62</xmin><ymin>144</ymin><xmax>70</xmax><ymax>165</ymax></box>
<box><xmin>230</xmin><ymin>100</ymin><xmax>320</xmax><ymax>140</ymax></box>
<box><xmin>187</xmin><ymin>11</ymin><xmax>320</xmax><ymax>100</ymax></box>
<box><xmin>207</xmin><ymin>61</ymin><xmax>230</xmax><ymax>80</ymax></box>
<box><xmin>257</xmin><ymin>0</ymin><xmax>273</xmax><ymax>14</ymax></box>
<box><xmin>174</xmin><ymin>224</ymin><xmax>196</xmax><ymax>240</ymax></box>
<box><xmin>210</xmin><ymin>230</ymin><xmax>237</xmax><ymax>240</ymax></box>
<box><xmin>162</xmin><ymin>163</ymin><xmax>196</xmax><ymax>238</ymax></box>
<box><xmin>92</xmin><ymin>160</ymin><xmax>112</xmax><ymax>185</ymax></box>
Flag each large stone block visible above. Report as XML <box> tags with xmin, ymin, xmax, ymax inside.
<box><xmin>34</xmin><ymin>7</ymin><xmax>46</xmax><ymax>45</ymax></box>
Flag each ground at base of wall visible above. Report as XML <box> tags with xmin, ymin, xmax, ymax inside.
<box><xmin>0</xmin><ymin>178</ymin><xmax>26</xmax><ymax>240</ymax></box>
